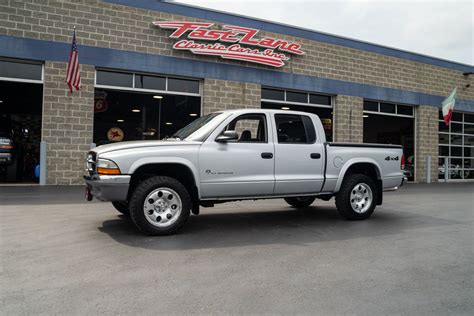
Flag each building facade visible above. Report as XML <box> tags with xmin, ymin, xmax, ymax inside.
<box><xmin>0</xmin><ymin>0</ymin><xmax>473</xmax><ymax>185</ymax></box>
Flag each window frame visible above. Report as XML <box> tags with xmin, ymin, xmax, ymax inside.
<box><xmin>95</xmin><ymin>69</ymin><xmax>201</xmax><ymax>97</ymax></box>
<box><xmin>261</xmin><ymin>87</ymin><xmax>333</xmax><ymax>108</ymax></box>
<box><xmin>0</xmin><ymin>58</ymin><xmax>44</xmax><ymax>84</ymax></box>
<box><xmin>274</xmin><ymin>113</ymin><xmax>317</xmax><ymax>145</ymax></box>
<box><xmin>363</xmin><ymin>99</ymin><xmax>414</xmax><ymax>118</ymax></box>
<box><xmin>216</xmin><ymin>113</ymin><xmax>269</xmax><ymax>143</ymax></box>
<box><xmin>438</xmin><ymin>110</ymin><xmax>474</xmax><ymax>181</ymax></box>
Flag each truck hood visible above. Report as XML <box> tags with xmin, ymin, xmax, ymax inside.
<box><xmin>92</xmin><ymin>140</ymin><xmax>202</xmax><ymax>155</ymax></box>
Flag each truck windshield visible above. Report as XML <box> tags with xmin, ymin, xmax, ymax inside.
<box><xmin>172</xmin><ymin>112</ymin><xmax>223</xmax><ymax>140</ymax></box>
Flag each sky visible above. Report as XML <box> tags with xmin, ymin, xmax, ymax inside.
<box><xmin>173</xmin><ymin>0</ymin><xmax>473</xmax><ymax>65</ymax></box>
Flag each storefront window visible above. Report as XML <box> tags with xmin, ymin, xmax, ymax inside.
<box><xmin>438</xmin><ymin>110</ymin><xmax>474</xmax><ymax>180</ymax></box>
<box><xmin>93</xmin><ymin>90</ymin><xmax>200</xmax><ymax>145</ymax></box>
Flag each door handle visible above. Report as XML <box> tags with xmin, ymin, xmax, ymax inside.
<box><xmin>261</xmin><ymin>152</ymin><xmax>273</xmax><ymax>159</ymax></box>
<box><xmin>310</xmin><ymin>153</ymin><xmax>321</xmax><ymax>159</ymax></box>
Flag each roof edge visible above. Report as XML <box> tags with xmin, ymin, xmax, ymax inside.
<box><xmin>103</xmin><ymin>0</ymin><xmax>473</xmax><ymax>73</ymax></box>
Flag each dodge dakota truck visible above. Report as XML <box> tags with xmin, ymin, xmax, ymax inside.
<box><xmin>85</xmin><ymin>109</ymin><xmax>405</xmax><ymax>235</ymax></box>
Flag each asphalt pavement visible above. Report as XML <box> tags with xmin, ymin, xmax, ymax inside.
<box><xmin>1</xmin><ymin>183</ymin><xmax>473</xmax><ymax>314</ymax></box>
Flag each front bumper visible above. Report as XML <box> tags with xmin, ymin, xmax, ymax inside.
<box><xmin>84</xmin><ymin>174</ymin><xmax>131</xmax><ymax>202</ymax></box>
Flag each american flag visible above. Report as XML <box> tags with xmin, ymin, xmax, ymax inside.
<box><xmin>65</xmin><ymin>29</ymin><xmax>81</xmax><ymax>93</ymax></box>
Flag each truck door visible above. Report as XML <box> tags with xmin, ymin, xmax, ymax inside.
<box><xmin>272</xmin><ymin>113</ymin><xmax>325</xmax><ymax>195</ymax></box>
<box><xmin>198</xmin><ymin>113</ymin><xmax>275</xmax><ymax>199</ymax></box>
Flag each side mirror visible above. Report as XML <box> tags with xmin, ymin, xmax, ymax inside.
<box><xmin>216</xmin><ymin>130</ymin><xmax>239</xmax><ymax>142</ymax></box>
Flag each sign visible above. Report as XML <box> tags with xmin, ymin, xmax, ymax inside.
<box><xmin>94</xmin><ymin>90</ymin><xmax>108</xmax><ymax>113</ymax></box>
<box><xmin>153</xmin><ymin>21</ymin><xmax>305</xmax><ymax>68</ymax></box>
<box><xmin>107</xmin><ymin>127</ymin><xmax>124</xmax><ymax>142</ymax></box>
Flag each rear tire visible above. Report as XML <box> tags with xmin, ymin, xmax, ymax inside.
<box><xmin>129</xmin><ymin>176</ymin><xmax>191</xmax><ymax>236</ymax></box>
<box><xmin>284</xmin><ymin>196</ymin><xmax>316</xmax><ymax>208</ymax></box>
<box><xmin>112</xmin><ymin>201</ymin><xmax>129</xmax><ymax>216</ymax></box>
<box><xmin>335</xmin><ymin>174</ymin><xmax>377</xmax><ymax>220</ymax></box>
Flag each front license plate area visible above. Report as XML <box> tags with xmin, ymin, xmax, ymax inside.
<box><xmin>85</xmin><ymin>187</ymin><xmax>93</xmax><ymax>201</ymax></box>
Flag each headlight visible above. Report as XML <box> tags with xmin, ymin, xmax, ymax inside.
<box><xmin>96</xmin><ymin>158</ymin><xmax>121</xmax><ymax>175</ymax></box>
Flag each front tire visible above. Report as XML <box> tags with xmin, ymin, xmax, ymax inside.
<box><xmin>335</xmin><ymin>174</ymin><xmax>377</xmax><ymax>220</ymax></box>
<box><xmin>111</xmin><ymin>201</ymin><xmax>129</xmax><ymax>216</ymax></box>
<box><xmin>284</xmin><ymin>196</ymin><xmax>316</xmax><ymax>208</ymax></box>
<box><xmin>129</xmin><ymin>176</ymin><xmax>191</xmax><ymax>236</ymax></box>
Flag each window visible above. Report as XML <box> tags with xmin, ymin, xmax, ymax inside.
<box><xmin>96</xmin><ymin>69</ymin><xmax>200</xmax><ymax>95</ymax></box>
<box><xmin>167</xmin><ymin>78</ymin><xmax>199</xmax><ymax>94</ymax></box>
<box><xmin>309</xmin><ymin>94</ymin><xmax>331</xmax><ymax>106</ymax></box>
<box><xmin>222</xmin><ymin>114</ymin><xmax>267</xmax><ymax>142</ymax></box>
<box><xmin>363</xmin><ymin>100</ymin><xmax>414</xmax><ymax>117</ymax></box>
<box><xmin>0</xmin><ymin>60</ymin><xmax>42</xmax><ymax>82</ymax></box>
<box><xmin>135</xmin><ymin>74</ymin><xmax>166</xmax><ymax>90</ymax></box>
<box><xmin>96</xmin><ymin>70</ymin><xmax>133</xmax><ymax>87</ymax></box>
<box><xmin>438</xmin><ymin>110</ymin><xmax>474</xmax><ymax>180</ymax></box>
<box><xmin>286</xmin><ymin>91</ymin><xmax>307</xmax><ymax>103</ymax></box>
<box><xmin>275</xmin><ymin>114</ymin><xmax>315</xmax><ymax>144</ymax></box>
<box><xmin>262</xmin><ymin>88</ymin><xmax>285</xmax><ymax>101</ymax></box>
<box><xmin>262</xmin><ymin>87</ymin><xmax>332</xmax><ymax>107</ymax></box>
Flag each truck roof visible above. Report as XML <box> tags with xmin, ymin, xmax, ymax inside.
<box><xmin>218</xmin><ymin>108</ymin><xmax>322</xmax><ymax>117</ymax></box>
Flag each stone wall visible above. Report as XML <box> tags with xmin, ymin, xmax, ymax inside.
<box><xmin>415</xmin><ymin>106</ymin><xmax>439</xmax><ymax>183</ymax></box>
<box><xmin>202</xmin><ymin>79</ymin><xmax>261</xmax><ymax>115</ymax></box>
<box><xmin>333</xmin><ymin>95</ymin><xmax>363</xmax><ymax>143</ymax></box>
<box><xmin>42</xmin><ymin>61</ymin><xmax>94</xmax><ymax>185</ymax></box>
<box><xmin>0</xmin><ymin>0</ymin><xmax>472</xmax><ymax>102</ymax></box>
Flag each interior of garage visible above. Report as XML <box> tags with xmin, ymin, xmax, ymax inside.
<box><xmin>0</xmin><ymin>81</ymin><xmax>43</xmax><ymax>183</ymax></box>
<box><xmin>363</xmin><ymin>101</ymin><xmax>415</xmax><ymax>181</ymax></box>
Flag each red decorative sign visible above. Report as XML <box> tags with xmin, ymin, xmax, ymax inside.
<box><xmin>153</xmin><ymin>21</ymin><xmax>305</xmax><ymax>68</ymax></box>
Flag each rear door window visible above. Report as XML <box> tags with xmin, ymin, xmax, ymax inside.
<box><xmin>275</xmin><ymin>114</ymin><xmax>316</xmax><ymax>144</ymax></box>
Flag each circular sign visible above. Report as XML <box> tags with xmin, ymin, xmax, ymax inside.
<box><xmin>107</xmin><ymin>127</ymin><xmax>124</xmax><ymax>142</ymax></box>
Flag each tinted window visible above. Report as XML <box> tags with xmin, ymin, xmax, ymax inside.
<box><xmin>380</xmin><ymin>102</ymin><xmax>396</xmax><ymax>114</ymax></box>
<box><xmin>167</xmin><ymin>78</ymin><xmax>199</xmax><ymax>94</ymax></box>
<box><xmin>363</xmin><ymin>101</ymin><xmax>378</xmax><ymax>112</ymax></box>
<box><xmin>451</xmin><ymin>146</ymin><xmax>462</xmax><ymax>157</ymax></box>
<box><xmin>465</xmin><ymin>113</ymin><xmax>474</xmax><ymax>123</ymax></box>
<box><xmin>439</xmin><ymin>146</ymin><xmax>449</xmax><ymax>156</ymax></box>
<box><xmin>223</xmin><ymin>114</ymin><xmax>267</xmax><ymax>142</ymax></box>
<box><xmin>286</xmin><ymin>91</ymin><xmax>307</xmax><ymax>103</ymax></box>
<box><xmin>275</xmin><ymin>114</ymin><xmax>315</xmax><ymax>144</ymax></box>
<box><xmin>451</xmin><ymin>112</ymin><xmax>463</xmax><ymax>122</ymax></box>
<box><xmin>439</xmin><ymin>121</ymin><xmax>449</xmax><ymax>132</ymax></box>
<box><xmin>438</xmin><ymin>133</ymin><xmax>449</xmax><ymax>144</ymax></box>
<box><xmin>464</xmin><ymin>135</ymin><xmax>474</xmax><ymax>146</ymax></box>
<box><xmin>464</xmin><ymin>124</ymin><xmax>474</xmax><ymax>135</ymax></box>
<box><xmin>135</xmin><ymin>75</ymin><xmax>166</xmax><ymax>90</ymax></box>
<box><xmin>451</xmin><ymin>123</ymin><xmax>462</xmax><ymax>133</ymax></box>
<box><xmin>310</xmin><ymin>94</ymin><xmax>331</xmax><ymax>105</ymax></box>
<box><xmin>262</xmin><ymin>88</ymin><xmax>284</xmax><ymax>100</ymax></box>
<box><xmin>0</xmin><ymin>60</ymin><xmax>42</xmax><ymax>80</ymax></box>
<box><xmin>397</xmin><ymin>104</ymin><xmax>413</xmax><ymax>116</ymax></box>
<box><xmin>96</xmin><ymin>70</ymin><xmax>133</xmax><ymax>87</ymax></box>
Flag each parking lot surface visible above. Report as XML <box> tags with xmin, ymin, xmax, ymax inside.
<box><xmin>1</xmin><ymin>183</ymin><xmax>473</xmax><ymax>314</ymax></box>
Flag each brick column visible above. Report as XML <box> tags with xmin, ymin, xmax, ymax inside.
<box><xmin>415</xmin><ymin>105</ymin><xmax>438</xmax><ymax>183</ymax></box>
<box><xmin>333</xmin><ymin>95</ymin><xmax>363</xmax><ymax>143</ymax></box>
<box><xmin>202</xmin><ymin>79</ymin><xmax>261</xmax><ymax>115</ymax></box>
<box><xmin>42</xmin><ymin>61</ymin><xmax>95</xmax><ymax>185</ymax></box>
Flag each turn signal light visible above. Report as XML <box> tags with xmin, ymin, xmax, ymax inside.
<box><xmin>97</xmin><ymin>167</ymin><xmax>121</xmax><ymax>175</ymax></box>
<box><xmin>0</xmin><ymin>145</ymin><xmax>13</xmax><ymax>149</ymax></box>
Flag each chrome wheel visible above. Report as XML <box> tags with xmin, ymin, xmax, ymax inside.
<box><xmin>350</xmin><ymin>183</ymin><xmax>373</xmax><ymax>214</ymax></box>
<box><xmin>143</xmin><ymin>187</ymin><xmax>182</xmax><ymax>228</ymax></box>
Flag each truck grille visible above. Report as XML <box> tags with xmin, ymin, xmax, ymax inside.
<box><xmin>85</xmin><ymin>151</ymin><xmax>97</xmax><ymax>175</ymax></box>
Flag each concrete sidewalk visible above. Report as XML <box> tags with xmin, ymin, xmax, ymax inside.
<box><xmin>1</xmin><ymin>183</ymin><xmax>473</xmax><ymax>314</ymax></box>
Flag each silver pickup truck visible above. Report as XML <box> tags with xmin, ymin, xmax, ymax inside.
<box><xmin>85</xmin><ymin>109</ymin><xmax>405</xmax><ymax>235</ymax></box>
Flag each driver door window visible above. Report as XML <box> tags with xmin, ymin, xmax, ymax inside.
<box><xmin>222</xmin><ymin>114</ymin><xmax>267</xmax><ymax>142</ymax></box>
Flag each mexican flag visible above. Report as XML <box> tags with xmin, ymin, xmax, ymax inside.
<box><xmin>442</xmin><ymin>88</ymin><xmax>457</xmax><ymax>126</ymax></box>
